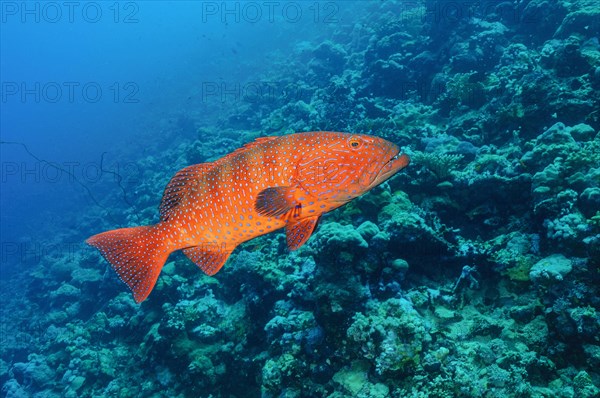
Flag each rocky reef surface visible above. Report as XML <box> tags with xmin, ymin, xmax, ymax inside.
<box><xmin>1</xmin><ymin>1</ymin><xmax>599</xmax><ymax>397</ymax></box>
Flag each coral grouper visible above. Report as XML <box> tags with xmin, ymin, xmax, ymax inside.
<box><xmin>87</xmin><ymin>132</ymin><xmax>410</xmax><ymax>302</ymax></box>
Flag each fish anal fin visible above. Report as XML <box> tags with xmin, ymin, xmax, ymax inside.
<box><xmin>286</xmin><ymin>216</ymin><xmax>320</xmax><ymax>250</ymax></box>
<box><xmin>159</xmin><ymin>163</ymin><xmax>213</xmax><ymax>221</ymax></box>
<box><xmin>255</xmin><ymin>186</ymin><xmax>298</xmax><ymax>218</ymax></box>
<box><xmin>183</xmin><ymin>243</ymin><xmax>233</xmax><ymax>276</ymax></box>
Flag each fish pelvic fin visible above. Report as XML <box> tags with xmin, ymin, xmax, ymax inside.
<box><xmin>286</xmin><ymin>216</ymin><xmax>320</xmax><ymax>250</ymax></box>
<box><xmin>86</xmin><ymin>224</ymin><xmax>172</xmax><ymax>303</ymax></box>
<box><xmin>183</xmin><ymin>243</ymin><xmax>233</xmax><ymax>276</ymax></box>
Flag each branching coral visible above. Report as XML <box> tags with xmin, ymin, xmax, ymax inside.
<box><xmin>411</xmin><ymin>151</ymin><xmax>464</xmax><ymax>180</ymax></box>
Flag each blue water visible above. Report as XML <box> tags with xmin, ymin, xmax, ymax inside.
<box><xmin>1</xmin><ymin>2</ymin><xmax>345</xmax><ymax>260</ymax></box>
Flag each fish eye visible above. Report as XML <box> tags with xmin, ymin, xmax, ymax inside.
<box><xmin>349</xmin><ymin>138</ymin><xmax>361</xmax><ymax>149</ymax></box>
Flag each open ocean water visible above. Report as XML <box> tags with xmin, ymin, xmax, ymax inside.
<box><xmin>1</xmin><ymin>1</ymin><xmax>599</xmax><ymax>397</ymax></box>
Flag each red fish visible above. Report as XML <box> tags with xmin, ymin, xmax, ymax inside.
<box><xmin>87</xmin><ymin>132</ymin><xmax>410</xmax><ymax>302</ymax></box>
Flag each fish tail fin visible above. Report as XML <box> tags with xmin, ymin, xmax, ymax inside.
<box><xmin>86</xmin><ymin>224</ymin><xmax>172</xmax><ymax>303</ymax></box>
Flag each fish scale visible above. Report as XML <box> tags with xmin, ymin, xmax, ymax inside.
<box><xmin>87</xmin><ymin>131</ymin><xmax>410</xmax><ymax>303</ymax></box>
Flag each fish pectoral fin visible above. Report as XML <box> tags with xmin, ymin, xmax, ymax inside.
<box><xmin>286</xmin><ymin>216</ymin><xmax>320</xmax><ymax>251</ymax></box>
<box><xmin>183</xmin><ymin>243</ymin><xmax>233</xmax><ymax>276</ymax></box>
<box><xmin>255</xmin><ymin>186</ymin><xmax>298</xmax><ymax>218</ymax></box>
<box><xmin>159</xmin><ymin>163</ymin><xmax>214</xmax><ymax>221</ymax></box>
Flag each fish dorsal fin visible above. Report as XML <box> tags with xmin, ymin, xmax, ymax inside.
<box><xmin>241</xmin><ymin>136</ymin><xmax>278</xmax><ymax>150</ymax></box>
<box><xmin>183</xmin><ymin>243</ymin><xmax>234</xmax><ymax>276</ymax></box>
<box><xmin>159</xmin><ymin>163</ymin><xmax>214</xmax><ymax>221</ymax></box>
<box><xmin>224</xmin><ymin>136</ymin><xmax>278</xmax><ymax>159</ymax></box>
<box><xmin>255</xmin><ymin>186</ymin><xmax>299</xmax><ymax>218</ymax></box>
<box><xmin>286</xmin><ymin>216</ymin><xmax>320</xmax><ymax>250</ymax></box>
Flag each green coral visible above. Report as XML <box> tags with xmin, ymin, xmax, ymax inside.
<box><xmin>261</xmin><ymin>353</ymin><xmax>301</xmax><ymax>395</ymax></box>
<box><xmin>564</xmin><ymin>138</ymin><xmax>600</xmax><ymax>174</ymax></box>
<box><xmin>347</xmin><ymin>298</ymin><xmax>429</xmax><ymax>375</ymax></box>
<box><xmin>573</xmin><ymin>370</ymin><xmax>600</xmax><ymax>398</ymax></box>
<box><xmin>503</xmin><ymin>257</ymin><xmax>537</xmax><ymax>282</ymax></box>
<box><xmin>311</xmin><ymin>222</ymin><xmax>368</xmax><ymax>263</ymax></box>
<box><xmin>411</xmin><ymin>151</ymin><xmax>464</xmax><ymax>181</ymax></box>
<box><xmin>332</xmin><ymin>360</ymin><xmax>391</xmax><ymax>398</ymax></box>
<box><xmin>443</xmin><ymin>72</ymin><xmax>485</xmax><ymax>107</ymax></box>
<box><xmin>490</xmin><ymin>232</ymin><xmax>541</xmax><ymax>282</ymax></box>
<box><xmin>589</xmin><ymin>211</ymin><xmax>600</xmax><ymax>226</ymax></box>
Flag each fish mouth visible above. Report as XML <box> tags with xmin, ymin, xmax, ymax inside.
<box><xmin>331</xmin><ymin>148</ymin><xmax>410</xmax><ymax>204</ymax></box>
<box><xmin>369</xmin><ymin>151</ymin><xmax>411</xmax><ymax>188</ymax></box>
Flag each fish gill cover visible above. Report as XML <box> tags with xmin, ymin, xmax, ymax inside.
<box><xmin>0</xmin><ymin>1</ymin><xmax>599</xmax><ymax>397</ymax></box>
